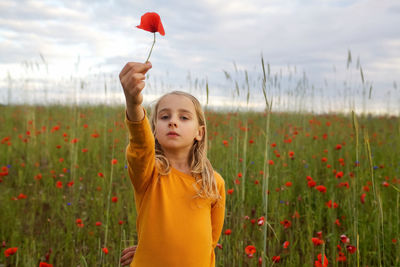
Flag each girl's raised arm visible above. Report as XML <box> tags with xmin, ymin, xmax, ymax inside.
<box><xmin>120</xmin><ymin>61</ymin><xmax>155</xmax><ymax>195</ymax></box>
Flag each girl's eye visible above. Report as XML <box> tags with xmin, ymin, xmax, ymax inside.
<box><xmin>181</xmin><ymin>117</ymin><xmax>188</xmax><ymax>120</ymax></box>
<box><xmin>161</xmin><ymin>116</ymin><xmax>168</xmax><ymax>119</ymax></box>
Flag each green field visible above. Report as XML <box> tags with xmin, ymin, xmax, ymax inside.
<box><xmin>0</xmin><ymin>104</ymin><xmax>399</xmax><ymax>266</ymax></box>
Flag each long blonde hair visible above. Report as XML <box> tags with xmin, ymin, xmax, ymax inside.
<box><xmin>149</xmin><ymin>91</ymin><xmax>221</xmax><ymax>202</ymax></box>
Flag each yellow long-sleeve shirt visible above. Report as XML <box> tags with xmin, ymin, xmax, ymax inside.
<box><xmin>124</xmin><ymin>108</ymin><xmax>226</xmax><ymax>267</ymax></box>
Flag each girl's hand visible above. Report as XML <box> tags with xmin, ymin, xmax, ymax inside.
<box><xmin>119</xmin><ymin>62</ymin><xmax>152</xmax><ymax>106</ymax></box>
<box><xmin>120</xmin><ymin>245</ymin><xmax>137</xmax><ymax>266</ymax></box>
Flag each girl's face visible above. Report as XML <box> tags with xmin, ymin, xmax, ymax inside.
<box><xmin>155</xmin><ymin>94</ymin><xmax>204</xmax><ymax>153</ymax></box>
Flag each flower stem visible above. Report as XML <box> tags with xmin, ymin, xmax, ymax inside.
<box><xmin>145</xmin><ymin>32</ymin><xmax>156</xmax><ymax>63</ymax></box>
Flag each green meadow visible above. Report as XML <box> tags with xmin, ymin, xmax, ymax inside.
<box><xmin>1</xmin><ymin>53</ymin><xmax>399</xmax><ymax>267</ymax></box>
<box><xmin>1</xmin><ymin>102</ymin><xmax>399</xmax><ymax>266</ymax></box>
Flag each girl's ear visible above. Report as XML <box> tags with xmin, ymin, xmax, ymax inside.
<box><xmin>195</xmin><ymin>125</ymin><xmax>205</xmax><ymax>141</ymax></box>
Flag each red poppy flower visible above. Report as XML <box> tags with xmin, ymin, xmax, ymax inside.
<box><xmin>336</xmin><ymin>251</ymin><xmax>346</xmax><ymax>262</ymax></box>
<box><xmin>257</xmin><ymin>216</ymin><xmax>265</xmax><ymax>226</ymax></box>
<box><xmin>311</xmin><ymin>237</ymin><xmax>324</xmax><ymax>246</ymax></box>
<box><xmin>314</xmin><ymin>253</ymin><xmax>328</xmax><ymax>267</ymax></box>
<box><xmin>4</xmin><ymin>247</ymin><xmax>18</xmax><ymax>257</ymax></box>
<box><xmin>272</xmin><ymin>255</ymin><xmax>281</xmax><ymax>263</ymax></box>
<box><xmin>280</xmin><ymin>219</ymin><xmax>291</xmax><ymax>229</ymax></box>
<box><xmin>308</xmin><ymin>180</ymin><xmax>317</xmax><ymax>188</ymax></box>
<box><xmin>360</xmin><ymin>193</ymin><xmax>366</xmax><ymax>204</ymax></box>
<box><xmin>39</xmin><ymin>262</ymin><xmax>53</xmax><ymax>267</ymax></box>
<box><xmin>283</xmin><ymin>241</ymin><xmax>290</xmax><ymax>249</ymax></box>
<box><xmin>102</xmin><ymin>247</ymin><xmax>109</xmax><ymax>254</ymax></box>
<box><xmin>137</xmin><ymin>12</ymin><xmax>165</xmax><ymax>35</ymax></box>
<box><xmin>224</xmin><ymin>229</ymin><xmax>232</xmax><ymax>235</ymax></box>
<box><xmin>227</xmin><ymin>189</ymin><xmax>234</xmax><ymax>195</ymax></box>
<box><xmin>315</xmin><ymin>185</ymin><xmax>327</xmax><ymax>193</ymax></box>
<box><xmin>245</xmin><ymin>245</ymin><xmax>256</xmax><ymax>257</ymax></box>
<box><xmin>346</xmin><ymin>245</ymin><xmax>357</xmax><ymax>254</ymax></box>
<box><xmin>111</xmin><ymin>196</ymin><xmax>118</xmax><ymax>203</ymax></box>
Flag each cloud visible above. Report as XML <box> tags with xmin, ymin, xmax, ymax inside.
<box><xmin>0</xmin><ymin>0</ymin><xmax>399</xmax><ymax>111</ymax></box>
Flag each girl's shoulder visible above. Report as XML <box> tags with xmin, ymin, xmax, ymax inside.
<box><xmin>213</xmin><ymin>170</ymin><xmax>225</xmax><ymax>185</ymax></box>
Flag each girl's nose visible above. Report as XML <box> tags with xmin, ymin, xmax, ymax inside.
<box><xmin>169</xmin><ymin>121</ymin><xmax>177</xmax><ymax>127</ymax></box>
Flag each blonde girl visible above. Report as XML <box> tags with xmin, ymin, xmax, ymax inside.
<box><xmin>119</xmin><ymin>61</ymin><xmax>226</xmax><ymax>267</ymax></box>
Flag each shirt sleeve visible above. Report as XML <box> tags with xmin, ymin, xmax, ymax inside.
<box><xmin>124</xmin><ymin>107</ymin><xmax>156</xmax><ymax>199</ymax></box>
<box><xmin>211</xmin><ymin>173</ymin><xmax>226</xmax><ymax>249</ymax></box>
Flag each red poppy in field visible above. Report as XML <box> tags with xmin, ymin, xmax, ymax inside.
<box><xmin>336</xmin><ymin>251</ymin><xmax>346</xmax><ymax>262</ymax></box>
<box><xmin>39</xmin><ymin>262</ymin><xmax>53</xmax><ymax>267</ymax></box>
<box><xmin>325</xmin><ymin>200</ymin><xmax>338</xmax><ymax>208</ymax></box>
<box><xmin>285</xmin><ymin>181</ymin><xmax>292</xmax><ymax>187</ymax></box>
<box><xmin>280</xmin><ymin>219</ymin><xmax>291</xmax><ymax>229</ymax></box>
<box><xmin>111</xmin><ymin>159</ymin><xmax>118</xmax><ymax>165</ymax></box>
<box><xmin>82</xmin><ymin>148</ymin><xmax>88</xmax><ymax>152</ymax></box>
<box><xmin>222</xmin><ymin>140</ymin><xmax>228</xmax><ymax>147</ymax></box>
<box><xmin>360</xmin><ymin>193</ymin><xmax>366</xmax><ymax>204</ymax></box>
<box><xmin>56</xmin><ymin>181</ymin><xmax>63</xmax><ymax>188</ymax></box>
<box><xmin>283</xmin><ymin>241</ymin><xmax>290</xmax><ymax>249</ymax></box>
<box><xmin>314</xmin><ymin>253</ymin><xmax>328</xmax><ymax>267</ymax></box>
<box><xmin>315</xmin><ymin>185</ymin><xmax>327</xmax><ymax>193</ymax></box>
<box><xmin>335</xmin><ymin>171</ymin><xmax>344</xmax><ymax>178</ymax></box>
<box><xmin>340</xmin><ymin>234</ymin><xmax>350</xmax><ymax>244</ymax></box>
<box><xmin>257</xmin><ymin>216</ymin><xmax>265</xmax><ymax>226</ymax></box>
<box><xmin>308</xmin><ymin>180</ymin><xmax>317</xmax><ymax>188</ymax></box>
<box><xmin>245</xmin><ymin>245</ymin><xmax>256</xmax><ymax>258</ymax></box>
<box><xmin>311</xmin><ymin>237</ymin><xmax>324</xmax><ymax>246</ymax></box>
<box><xmin>17</xmin><ymin>193</ymin><xmax>27</xmax><ymax>199</ymax></box>
<box><xmin>98</xmin><ymin>172</ymin><xmax>104</xmax><ymax>177</ymax></box>
<box><xmin>235</xmin><ymin>179</ymin><xmax>240</xmax><ymax>185</ymax></box>
<box><xmin>288</xmin><ymin>151</ymin><xmax>295</xmax><ymax>158</ymax></box>
<box><xmin>335</xmin><ymin>144</ymin><xmax>342</xmax><ymax>150</ymax></box>
<box><xmin>269</xmin><ymin>160</ymin><xmax>274</xmax><ymax>165</ymax></box>
<box><xmin>321</xmin><ymin>157</ymin><xmax>327</xmax><ymax>162</ymax></box>
<box><xmin>111</xmin><ymin>196</ymin><xmax>118</xmax><ymax>203</ymax></box>
<box><xmin>95</xmin><ymin>221</ymin><xmax>102</xmax><ymax>226</ymax></box>
<box><xmin>224</xmin><ymin>229</ymin><xmax>232</xmax><ymax>235</ymax></box>
<box><xmin>76</xmin><ymin>218</ymin><xmax>84</xmax><ymax>228</ymax></box>
<box><xmin>272</xmin><ymin>255</ymin><xmax>281</xmax><ymax>263</ymax></box>
<box><xmin>4</xmin><ymin>247</ymin><xmax>18</xmax><ymax>257</ymax></box>
<box><xmin>346</xmin><ymin>245</ymin><xmax>357</xmax><ymax>254</ymax></box>
<box><xmin>227</xmin><ymin>189</ymin><xmax>234</xmax><ymax>195</ymax></box>
<box><xmin>237</xmin><ymin>172</ymin><xmax>243</xmax><ymax>178</ymax></box>
<box><xmin>102</xmin><ymin>247</ymin><xmax>109</xmax><ymax>254</ymax></box>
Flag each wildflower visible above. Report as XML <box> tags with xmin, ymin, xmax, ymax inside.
<box><xmin>336</xmin><ymin>144</ymin><xmax>342</xmax><ymax>150</ymax></box>
<box><xmin>227</xmin><ymin>189</ymin><xmax>234</xmax><ymax>195</ymax></box>
<box><xmin>285</xmin><ymin>181</ymin><xmax>292</xmax><ymax>187</ymax></box>
<box><xmin>308</xmin><ymin>180</ymin><xmax>317</xmax><ymax>188</ymax></box>
<box><xmin>346</xmin><ymin>245</ymin><xmax>357</xmax><ymax>254</ymax></box>
<box><xmin>4</xmin><ymin>247</ymin><xmax>18</xmax><ymax>257</ymax></box>
<box><xmin>280</xmin><ymin>219</ymin><xmax>291</xmax><ymax>229</ymax></box>
<box><xmin>76</xmin><ymin>218</ymin><xmax>84</xmax><ymax>228</ymax></box>
<box><xmin>382</xmin><ymin>181</ymin><xmax>389</xmax><ymax>187</ymax></box>
<box><xmin>325</xmin><ymin>200</ymin><xmax>338</xmax><ymax>208</ymax></box>
<box><xmin>283</xmin><ymin>241</ymin><xmax>290</xmax><ymax>249</ymax></box>
<box><xmin>268</xmin><ymin>160</ymin><xmax>274</xmax><ymax>165</ymax></box>
<box><xmin>245</xmin><ymin>245</ymin><xmax>256</xmax><ymax>258</ymax></box>
<box><xmin>216</xmin><ymin>243</ymin><xmax>223</xmax><ymax>249</ymax></box>
<box><xmin>95</xmin><ymin>221</ymin><xmax>102</xmax><ymax>226</ymax></box>
<box><xmin>360</xmin><ymin>193</ymin><xmax>366</xmax><ymax>204</ymax></box>
<box><xmin>311</xmin><ymin>237</ymin><xmax>324</xmax><ymax>246</ymax></box>
<box><xmin>111</xmin><ymin>196</ymin><xmax>118</xmax><ymax>203</ymax></box>
<box><xmin>136</xmin><ymin>12</ymin><xmax>165</xmax><ymax>62</ymax></box>
<box><xmin>224</xmin><ymin>229</ymin><xmax>232</xmax><ymax>235</ymax></box>
<box><xmin>272</xmin><ymin>255</ymin><xmax>281</xmax><ymax>263</ymax></box>
<box><xmin>238</xmin><ymin>172</ymin><xmax>243</xmax><ymax>178</ymax></box>
<box><xmin>288</xmin><ymin>151</ymin><xmax>295</xmax><ymax>158</ymax></box>
<box><xmin>111</xmin><ymin>159</ymin><xmax>118</xmax><ymax>165</ymax></box>
<box><xmin>336</xmin><ymin>251</ymin><xmax>346</xmax><ymax>262</ymax></box>
<box><xmin>340</xmin><ymin>234</ymin><xmax>350</xmax><ymax>244</ymax></box>
<box><xmin>257</xmin><ymin>216</ymin><xmax>265</xmax><ymax>226</ymax></box>
<box><xmin>314</xmin><ymin>253</ymin><xmax>328</xmax><ymax>267</ymax></box>
<box><xmin>98</xmin><ymin>172</ymin><xmax>104</xmax><ymax>177</ymax></box>
<box><xmin>315</xmin><ymin>185</ymin><xmax>327</xmax><ymax>193</ymax></box>
<box><xmin>335</xmin><ymin>171</ymin><xmax>344</xmax><ymax>178</ymax></box>
<box><xmin>102</xmin><ymin>247</ymin><xmax>109</xmax><ymax>254</ymax></box>
<box><xmin>39</xmin><ymin>262</ymin><xmax>53</xmax><ymax>267</ymax></box>
<box><xmin>56</xmin><ymin>181</ymin><xmax>63</xmax><ymax>188</ymax></box>
<box><xmin>15</xmin><ymin>192</ymin><xmax>26</xmax><ymax>200</ymax></box>
<box><xmin>119</xmin><ymin>220</ymin><xmax>124</xmax><ymax>225</ymax></box>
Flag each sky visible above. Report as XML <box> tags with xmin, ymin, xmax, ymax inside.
<box><xmin>1</xmin><ymin>0</ymin><xmax>399</xmax><ymax>114</ymax></box>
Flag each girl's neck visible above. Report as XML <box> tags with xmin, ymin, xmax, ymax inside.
<box><xmin>164</xmin><ymin>151</ymin><xmax>190</xmax><ymax>173</ymax></box>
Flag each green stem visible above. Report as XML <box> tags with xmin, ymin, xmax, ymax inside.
<box><xmin>145</xmin><ymin>32</ymin><xmax>156</xmax><ymax>63</ymax></box>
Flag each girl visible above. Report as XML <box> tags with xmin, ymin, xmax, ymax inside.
<box><xmin>119</xmin><ymin>61</ymin><xmax>226</xmax><ymax>267</ymax></box>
